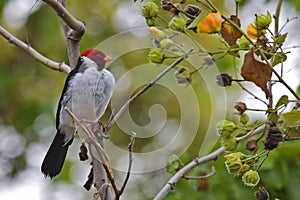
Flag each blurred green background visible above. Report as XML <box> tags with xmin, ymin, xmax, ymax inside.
<box><xmin>1</xmin><ymin>0</ymin><xmax>300</xmax><ymax>199</ymax></box>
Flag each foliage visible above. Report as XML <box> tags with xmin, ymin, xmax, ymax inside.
<box><xmin>141</xmin><ymin>0</ymin><xmax>300</xmax><ymax>199</ymax></box>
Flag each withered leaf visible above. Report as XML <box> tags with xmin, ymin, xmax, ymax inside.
<box><xmin>241</xmin><ymin>49</ymin><xmax>272</xmax><ymax>98</ymax></box>
<box><xmin>220</xmin><ymin>15</ymin><xmax>243</xmax><ymax>46</ymax></box>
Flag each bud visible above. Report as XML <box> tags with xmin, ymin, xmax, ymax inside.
<box><xmin>217</xmin><ymin>120</ymin><xmax>236</xmax><ymax>134</ymax></box>
<box><xmin>255</xmin><ymin>187</ymin><xmax>270</xmax><ymax>200</ymax></box>
<box><xmin>240</xmin><ymin>113</ymin><xmax>249</xmax><ymax>125</ymax></box>
<box><xmin>216</xmin><ymin>73</ymin><xmax>232</xmax><ymax>87</ymax></box>
<box><xmin>169</xmin><ymin>16</ymin><xmax>186</xmax><ymax>32</ymax></box>
<box><xmin>242</xmin><ymin>170</ymin><xmax>260</xmax><ymax>187</ymax></box>
<box><xmin>160</xmin><ymin>38</ymin><xmax>174</xmax><ymax>49</ymax></box>
<box><xmin>246</xmin><ymin>139</ymin><xmax>259</xmax><ymax>152</ymax></box>
<box><xmin>234</xmin><ymin>102</ymin><xmax>247</xmax><ymax>114</ymax></box>
<box><xmin>184</xmin><ymin>4</ymin><xmax>201</xmax><ymax>18</ymax></box>
<box><xmin>221</xmin><ymin>136</ymin><xmax>238</xmax><ymax>151</ymax></box>
<box><xmin>142</xmin><ymin>2</ymin><xmax>159</xmax><ymax>18</ymax></box>
<box><xmin>254</xmin><ymin>11</ymin><xmax>272</xmax><ymax>30</ymax></box>
<box><xmin>148</xmin><ymin>48</ymin><xmax>164</xmax><ymax>64</ymax></box>
<box><xmin>146</xmin><ymin>18</ymin><xmax>156</xmax><ymax>26</ymax></box>
<box><xmin>149</xmin><ymin>27</ymin><xmax>167</xmax><ymax>40</ymax></box>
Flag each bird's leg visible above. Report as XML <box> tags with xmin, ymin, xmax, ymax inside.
<box><xmin>91</xmin><ymin>121</ymin><xmax>109</xmax><ymax>140</ymax></box>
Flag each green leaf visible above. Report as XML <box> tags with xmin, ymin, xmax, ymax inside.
<box><xmin>236</xmin><ymin>35</ymin><xmax>250</xmax><ymax>48</ymax></box>
<box><xmin>272</xmin><ymin>52</ymin><xmax>287</xmax><ymax>66</ymax></box>
<box><xmin>231</xmin><ymin>128</ymin><xmax>247</xmax><ymax>137</ymax></box>
<box><xmin>275</xmin><ymin>95</ymin><xmax>288</xmax><ymax>109</ymax></box>
<box><xmin>166</xmin><ymin>155</ymin><xmax>183</xmax><ymax>174</ymax></box>
<box><xmin>274</xmin><ymin>33</ymin><xmax>288</xmax><ymax>45</ymax></box>
<box><xmin>280</xmin><ymin>110</ymin><xmax>300</xmax><ymax>127</ymax></box>
<box><xmin>267</xmin><ymin>108</ymin><xmax>278</xmax><ymax>124</ymax></box>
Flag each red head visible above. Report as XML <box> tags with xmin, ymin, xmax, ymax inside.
<box><xmin>81</xmin><ymin>49</ymin><xmax>112</xmax><ymax>69</ymax></box>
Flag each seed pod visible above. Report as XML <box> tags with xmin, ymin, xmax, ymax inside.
<box><xmin>255</xmin><ymin>187</ymin><xmax>270</xmax><ymax>200</ymax></box>
<box><xmin>216</xmin><ymin>73</ymin><xmax>232</xmax><ymax>87</ymax></box>
<box><xmin>184</xmin><ymin>4</ymin><xmax>201</xmax><ymax>18</ymax></box>
<box><xmin>235</xmin><ymin>102</ymin><xmax>247</xmax><ymax>114</ymax></box>
<box><xmin>263</xmin><ymin>127</ymin><xmax>283</xmax><ymax>150</ymax></box>
<box><xmin>246</xmin><ymin>139</ymin><xmax>259</xmax><ymax>152</ymax></box>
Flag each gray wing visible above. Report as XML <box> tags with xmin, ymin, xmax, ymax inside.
<box><xmin>94</xmin><ymin>69</ymin><xmax>115</xmax><ymax>118</ymax></box>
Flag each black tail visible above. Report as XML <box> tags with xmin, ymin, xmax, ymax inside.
<box><xmin>41</xmin><ymin>131</ymin><xmax>73</xmax><ymax>178</ymax></box>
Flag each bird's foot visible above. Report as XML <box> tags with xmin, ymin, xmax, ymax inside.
<box><xmin>91</xmin><ymin>121</ymin><xmax>109</xmax><ymax>140</ymax></box>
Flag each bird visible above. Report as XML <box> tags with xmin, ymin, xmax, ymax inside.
<box><xmin>41</xmin><ymin>49</ymin><xmax>115</xmax><ymax>178</ymax></box>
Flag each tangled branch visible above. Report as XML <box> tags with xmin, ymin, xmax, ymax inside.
<box><xmin>154</xmin><ymin>125</ymin><xmax>266</xmax><ymax>200</ymax></box>
<box><xmin>0</xmin><ymin>25</ymin><xmax>71</xmax><ymax>73</ymax></box>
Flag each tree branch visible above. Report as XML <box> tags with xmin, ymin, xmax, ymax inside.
<box><xmin>43</xmin><ymin>0</ymin><xmax>85</xmax><ymax>69</ymax></box>
<box><xmin>0</xmin><ymin>25</ymin><xmax>71</xmax><ymax>73</ymax></box>
<box><xmin>56</xmin><ymin>0</ymin><xmax>83</xmax><ymax>68</ymax></box>
<box><xmin>116</xmin><ymin>132</ymin><xmax>136</xmax><ymax>199</ymax></box>
<box><xmin>154</xmin><ymin>125</ymin><xmax>265</xmax><ymax>200</ymax></box>
<box><xmin>42</xmin><ymin>0</ymin><xmax>85</xmax><ymax>36</ymax></box>
<box><xmin>183</xmin><ymin>166</ymin><xmax>216</xmax><ymax>180</ymax></box>
<box><xmin>105</xmin><ymin>50</ymin><xmax>192</xmax><ymax>134</ymax></box>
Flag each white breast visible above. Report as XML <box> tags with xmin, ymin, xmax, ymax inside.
<box><xmin>59</xmin><ymin>57</ymin><xmax>115</xmax><ymax>141</ymax></box>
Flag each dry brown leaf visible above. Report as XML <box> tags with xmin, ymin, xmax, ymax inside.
<box><xmin>241</xmin><ymin>49</ymin><xmax>272</xmax><ymax>98</ymax></box>
<box><xmin>220</xmin><ymin>15</ymin><xmax>242</xmax><ymax>46</ymax></box>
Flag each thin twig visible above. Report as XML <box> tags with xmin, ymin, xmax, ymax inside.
<box><xmin>0</xmin><ymin>25</ymin><xmax>71</xmax><ymax>73</ymax></box>
<box><xmin>237</xmin><ymin>82</ymin><xmax>268</xmax><ymax>106</ymax></box>
<box><xmin>56</xmin><ymin>0</ymin><xmax>82</xmax><ymax>68</ymax></box>
<box><xmin>154</xmin><ymin>125</ymin><xmax>265</xmax><ymax>200</ymax></box>
<box><xmin>42</xmin><ymin>0</ymin><xmax>85</xmax><ymax>35</ymax></box>
<box><xmin>274</xmin><ymin>0</ymin><xmax>283</xmax><ymax>35</ymax></box>
<box><xmin>105</xmin><ymin>50</ymin><xmax>192</xmax><ymax>134</ymax></box>
<box><xmin>183</xmin><ymin>166</ymin><xmax>216</xmax><ymax>180</ymax></box>
<box><xmin>117</xmin><ymin>132</ymin><xmax>136</xmax><ymax>199</ymax></box>
<box><xmin>284</xmin><ymin>136</ymin><xmax>300</xmax><ymax>141</ymax></box>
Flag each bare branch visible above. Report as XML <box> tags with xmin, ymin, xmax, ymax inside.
<box><xmin>105</xmin><ymin>50</ymin><xmax>192</xmax><ymax>134</ymax></box>
<box><xmin>183</xmin><ymin>166</ymin><xmax>216</xmax><ymax>180</ymax></box>
<box><xmin>0</xmin><ymin>25</ymin><xmax>71</xmax><ymax>73</ymax></box>
<box><xmin>56</xmin><ymin>0</ymin><xmax>82</xmax><ymax>68</ymax></box>
<box><xmin>154</xmin><ymin>146</ymin><xmax>225</xmax><ymax>200</ymax></box>
<box><xmin>117</xmin><ymin>132</ymin><xmax>136</xmax><ymax>199</ymax></box>
<box><xmin>42</xmin><ymin>0</ymin><xmax>85</xmax><ymax>36</ymax></box>
<box><xmin>154</xmin><ymin>125</ymin><xmax>265</xmax><ymax>200</ymax></box>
